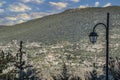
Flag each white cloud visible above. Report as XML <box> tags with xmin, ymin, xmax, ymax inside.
<box><xmin>5</xmin><ymin>17</ymin><xmax>17</xmax><ymax>21</ymax></box>
<box><xmin>18</xmin><ymin>13</ymin><xmax>31</xmax><ymax>20</ymax></box>
<box><xmin>8</xmin><ymin>3</ymin><xmax>31</xmax><ymax>12</ymax></box>
<box><xmin>71</xmin><ymin>0</ymin><xmax>80</xmax><ymax>3</ymax></box>
<box><xmin>5</xmin><ymin>13</ymin><xmax>31</xmax><ymax>21</ymax></box>
<box><xmin>16</xmin><ymin>12</ymin><xmax>51</xmax><ymax>20</ymax></box>
<box><xmin>95</xmin><ymin>2</ymin><xmax>99</xmax><ymax>7</ymax></box>
<box><xmin>22</xmin><ymin>0</ymin><xmax>44</xmax><ymax>4</ymax></box>
<box><xmin>79</xmin><ymin>4</ymin><xmax>89</xmax><ymax>8</ymax></box>
<box><xmin>22</xmin><ymin>0</ymin><xmax>31</xmax><ymax>3</ymax></box>
<box><xmin>34</xmin><ymin>0</ymin><xmax>45</xmax><ymax>3</ymax></box>
<box><xmin>0</xmin><ymin>1</ymin><xmax>5</xmax><ymax>13</ymax></box>
<box><xmin>3</xmin><ymin>12</ymin><xmax>52</xmax><ymax>25</ymax></box>
<box><xmin>0</xmin><ymin>9</ymin><xmax>4</xmax><ymax>13</ymax></box>
<box><xmin>0</xmin><ymin>1</ymin><xmax>6</xmax><ymax>7</ymax></box>
<box><xmin>3</xmin><ymin>13</ymin><xmax>30</xmax><ymax>25</ymax></box>
<box><xmin>104</xmin><ymin>3</ymin><xmax>112</xmax><ymax>7</ymax></box>
<box><xmin>49</xmin><ymin>2</ymin><xmax>68</xmax><ymax>10</ymax></box>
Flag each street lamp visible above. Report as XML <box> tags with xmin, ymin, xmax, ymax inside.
<box><xmin>89</xmin><ymin>13</ymin><xmax>109</xmax><ymax>80</ymax></box>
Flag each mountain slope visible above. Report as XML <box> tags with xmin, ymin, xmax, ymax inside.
<box><xmin>0</xmin><ymin>6</ymin><xmax>120</xmax><ymax>44</ymax></box>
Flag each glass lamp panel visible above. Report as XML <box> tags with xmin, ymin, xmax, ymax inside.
<box><xmin>89</xmin><ymin>36</ymin><xmax>97</xmax><ymax>43</ymax></box>
<box><xmin>89</xmin><ymin>32</ymin><xmax>98</xmax><ymax>44</ymax></box>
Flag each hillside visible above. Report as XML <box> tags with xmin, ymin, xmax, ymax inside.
<box><xmin>0</xmin><ymin>6</ymin><xmax>120</xmax><ymax>44</ymax></box>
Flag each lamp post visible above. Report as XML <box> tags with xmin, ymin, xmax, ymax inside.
<box><xmin>89</xmin><ymin>13</ymin><xmax>109</xmax><ymax>80</ymax></box>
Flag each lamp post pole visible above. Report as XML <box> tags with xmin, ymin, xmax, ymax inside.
<box><xmin>106</xmin><ymin>12</ymin><xmax>109</xmax><ymax>80</ymax></box>
<box><xmin>89</xmin><ymin>13</ymin><xmax>109</xmax><ymax>80</ymax></box>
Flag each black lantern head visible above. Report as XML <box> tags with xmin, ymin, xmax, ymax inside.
<box><xmin>89</xmin><ymin>32</ymin><xmax>98</xmax><ymax>44</ymax></box>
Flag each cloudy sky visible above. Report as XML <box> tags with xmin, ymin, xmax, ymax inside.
<box><xmin>0</xmin><ymin>0</ymin><xmax>119</xmax><ymax>25</ymax></box>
